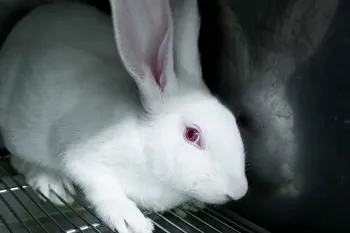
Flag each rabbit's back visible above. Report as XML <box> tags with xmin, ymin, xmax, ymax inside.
<box><xmin>0</xmin><ymin>3</ymin><xmax>139</xmax><ymax>164</ymax></box>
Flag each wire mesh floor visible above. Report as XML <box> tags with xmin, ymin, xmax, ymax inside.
<box><xmin>0</xmin><ymin>155</ymin><xmax>269</xmax><ymax>233</ymax></box>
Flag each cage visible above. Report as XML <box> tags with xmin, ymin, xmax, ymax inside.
<box><xmin>0</xmin><ymin>0</ymin><xmax>349</xmax><ymax>233</ymax></box>
<box><xmin>0</xmin><ymin>153</ymin><xmax>269</xmax><ymax>233</ymax></box>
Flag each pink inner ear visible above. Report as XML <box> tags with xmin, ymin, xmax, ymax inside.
<box><xmin>154</xmin><ymin>30</ymin><xmax>170</xmax><ymax>91</ymax></box>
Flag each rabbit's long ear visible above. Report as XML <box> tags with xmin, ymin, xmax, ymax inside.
<box><xmin>172</xmin><ymin>0</ymin><xmax>205</xmax><ymax>89</ymax></box>
<box><xmin>110</xmin><ymin>0</ymin><xmax>177</xmax><ymax>110</ymax></box>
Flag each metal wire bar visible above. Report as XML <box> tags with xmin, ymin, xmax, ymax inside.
<box><xmin>0</xmin><ymin>164</ymin><xmax>67</xmax><ymax>233</ymax></box>
<box><xmin>35</xmin><ymin>190</ymin><xmax>86</xmax><ymax>233</ymax></box>
<box><xmin>179</xmin><ymin>207</ymin><xmax>225</xmax><ymax>233</ymax></box>
<box><xmin>0</xmin><ymin>154</ymin><xmax>10</xmax><ymax>159</ymax></box>
<box><xmin>0</xmin><ymin>156</ymin><xmax>267</xmax><ymax>233</ymax></box>
<box><xmin>49</xmin><ymin>188</ymin><xmax>102</xmax><ymax>233</ymax></box>
<box><xmin>187</xmin><ymin>204</ymin><xmax>245</xmax><ymax>233</ymax></box>
<box><xmin>0</xmin><ymin>183</ymin><xmax>66</xmax><ymax>233</ymax></box>
<box><xmin>65</xmin><ymin>223</ymin><xmax>102</xmax><ymax>233</ymax></box>
<box><xmin>0</xmin><ymin>158</ymin><xmax>95</xmax><ymax>233</ymax></box>
<box><xmin>168</xmin><ymin>210</ymin><xmax>204</xmax><ymax>233</ymax></box>
<box><xmin>205</xmin><ymin>208</ymin><xmax>253</xmax><ymax>233</ymax></box>
<box><xmin>0</xmin><ymin>187</ymin><xmax>32</xmax><ymax>233</ymax></box>
<box><xmin>0</xmin><ymin>177</ymin><xmax>50</xmax><ymax>233</ymax></box>
<box><xmin>0</xmin><ymin>185</ymin><xmax>28</xmax><ymax>194</ymax></box>
<box><xmin>155</xmin><ymin>213</ymin><xmax>191</xmax><ymax>233</ymax></box>
<box><xmin>64</xmin><ymin>188</ymin><xmax>116</xmax><ymax>232</ymax></box>
<box><xmin>152</xmin><ymin>220</ymin><xmax>171</xmax><ymax>233</ymax></box>
<box><xmin>66</xmin><ymin>188</ymin><xmax>175</xmax><ymax>233</ymax></box>
<box><xmin>213</xmin><ymin>208</ymin><xmax>270</xmax><ymax>233</ymax></box>
<box><xmin>0</xmin><ymin>211</ymin><xmax>15</xmax><ymax>233</ymax></box>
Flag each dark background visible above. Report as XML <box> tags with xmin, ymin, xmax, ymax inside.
<box><xmin>197</xmin><ymin>0</ymin><xmax>350</xmax><ymax>232</ymax></box>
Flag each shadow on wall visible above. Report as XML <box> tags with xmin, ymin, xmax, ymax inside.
<box><xmin>198</xmin><ymin>0</ymin><xmax>350</xmax><ymax>232</ymax></box>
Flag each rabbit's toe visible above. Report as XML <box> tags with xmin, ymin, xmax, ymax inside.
<box><xmin>27</xmin><ymin>171</ymin><xmax>75</xmax><ymax>206</ymax></box>
<box><xmin>97</xmin><ymin>199</ymin><xmax>154</xmax><ymax>233</ymax></box>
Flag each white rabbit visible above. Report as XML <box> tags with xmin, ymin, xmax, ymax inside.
<box><xmin>0</xmin><ymin>0</ymin><xmax>248</xmax><ymax>232</ymax></box>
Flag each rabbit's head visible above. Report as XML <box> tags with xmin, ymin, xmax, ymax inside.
<box><xmin>110</xmin><ymin>0</ymin><xmax>248</xmax><ymax>203</ymax></box>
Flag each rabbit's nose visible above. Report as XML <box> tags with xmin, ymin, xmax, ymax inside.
<box><xmin>227</xmin><ymin>178</ymin><xmax>249</xmax><ymax>200</ymax></box>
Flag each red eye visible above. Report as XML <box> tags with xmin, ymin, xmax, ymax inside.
<box><xmin>184</xmin><ymin>127</ymin><xmax>202</xmax><ymax>148</ymax></box>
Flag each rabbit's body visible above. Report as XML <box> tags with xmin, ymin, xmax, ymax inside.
<box><xmin>0</xmin><ymin>3</ymin><xmax>189</xmax><ymax>211</ymax></box>
<box><xmin>0</xmin><ymin>1</ymin><xmax>247</xmax><ymax>232</ymax></box>
<box><xmin>0</xmin><ymin>3</ymin><xmax>135</xmax><ymax>168</ymax></box>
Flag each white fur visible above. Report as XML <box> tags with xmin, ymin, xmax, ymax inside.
<box><xmin>0</xmin><ymin>1</ymin><xmax>248</xmax><ymax>233</ymax></box>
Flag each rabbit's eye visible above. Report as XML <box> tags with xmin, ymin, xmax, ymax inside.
<box><xmin>185</xmin><ymin>127</ymin><xmax>202</xmax><ymax>148</ymax></box>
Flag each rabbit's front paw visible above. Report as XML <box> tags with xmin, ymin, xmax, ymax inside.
<box><xmin>26</xmin><ymin>171</ymin><xmax>75</xmax><ymax>206</ymax></box>
<box><xmin>98</xmin><ymin>200</ymin><xmax>154</xmax><ymax>233</ymax></box>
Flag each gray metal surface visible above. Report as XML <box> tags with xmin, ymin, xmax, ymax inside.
<box><xmin>0</xmin><ymin>155</ymin><xmax>268</xmax><ymax>233</ymax></box>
